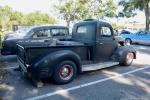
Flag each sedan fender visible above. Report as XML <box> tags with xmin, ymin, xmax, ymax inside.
<box><xmin>31</xmin><ymin>50</ymin><xmax>82</xmax><ymax>78</ymax></box>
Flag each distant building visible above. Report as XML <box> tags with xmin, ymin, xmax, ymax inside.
<box><xmin>127</xmin><ymin>21</ymin><xmax>145</xmax><ymax>31</ymax></box>
<box><xmin>105</xmin><ymin>11</ymin><xmax>146</xmax><ymax>32</ymax></box>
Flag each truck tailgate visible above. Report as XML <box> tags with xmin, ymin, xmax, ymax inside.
<box><xmin>17</xmin><ymin>42</ymin><xmax>51</xmax><ymax>64</ymax></box>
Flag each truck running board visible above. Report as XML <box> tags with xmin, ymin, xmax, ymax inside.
<box><xmin>82</xmin><ymin>61</ymin><xmax>119</xmax><ymax>72</ymax></box>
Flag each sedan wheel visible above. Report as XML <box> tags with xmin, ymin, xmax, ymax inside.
<box><xmin>125</xmin><ymin>39</ymin><xmax>131</xmax><ymax>45</ymax></box>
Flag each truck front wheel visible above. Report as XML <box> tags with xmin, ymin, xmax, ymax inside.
<box><xmin>53</xmin><ymin>61</ymin><xmax>77</xmax><ymax>84</ymax></box>
<box><xmin>120</xmin><ymin>52</ymin><xmax>134</xmax><ymax>66</ymax></box>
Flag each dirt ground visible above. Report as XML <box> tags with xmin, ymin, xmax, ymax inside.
<box><xmin>0</xmin><ymin>53</ymin><xmax>17</xmax><ymax>83</ymax></box>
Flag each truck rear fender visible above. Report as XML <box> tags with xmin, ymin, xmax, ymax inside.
<box><xmin>111</xmin><ymin>46</ymin><xmax>136</xmax><ymax>62</ymax></box>
<box><xmin>32</xmin><ymin>50</ymin><xmax>82</xmax><ymax>77</ymax></box>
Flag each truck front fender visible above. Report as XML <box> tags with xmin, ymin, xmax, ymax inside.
<box><xmin>112</xmin><ymin>46</ymin><xmax>136</xmax><ymax>62</ymax></box>
<box><xmin>32</xmin><ymin>50</ymin><xmax>82</xmax><ymax>78</ymax></box>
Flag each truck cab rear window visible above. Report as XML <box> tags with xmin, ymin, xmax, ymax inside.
<box><xmin>77</xmin><ymin>26</ymin><xmax>87</xmax><ymax>33</ymax></box>
<box><xmin>77</xmin><ymin>25</ymin><xmax>94</xmax><ymax>34</ymax></box>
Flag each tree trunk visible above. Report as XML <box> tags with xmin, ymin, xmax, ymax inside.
<box><xmin>67</xmin><ymin>21</ymin><xmax>71</xmax><ymax>28</ymax></box>
<box><xmin>144</xmin><ymin>1</ymin><xmax>150</xmax><ymax>30</ymax></box>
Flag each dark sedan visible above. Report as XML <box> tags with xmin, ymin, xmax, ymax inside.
<box><xmin>1</xmin><ymin>25</ymin><xmax>69</xmax><ymax>55</ymax></box>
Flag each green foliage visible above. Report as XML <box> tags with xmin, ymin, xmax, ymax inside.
<box><xmin>112</xmin><ymin>23</ymin><xmax>126</xmax><ymax>30</ymax></box>
<box><xmin>22</xmin><ymin>11</ymin><xmax>57</xmax><ymax>25</ymax></box>
<box><xmin>0</xmin><ymin>6</ymin><xmax>57</xmax><ymax>31</ymax></box>
<box><xmin>119</xmin><ymin>0</ymin><xmax>150</xmax><ymax>30</ymax></box>
<box><xmin>93</xmin><ymin>0</ymin><xmax>117</xmax><ymax>18</ymax></box>
<box><xmin>0</xmin><ymin>31</ymin><xmax>3</xmax><ymax>49</ymax></box>
<box><xmin>55</xmin><ymin>0</ymin><xmax>117</xmax><ymax>27</ymax></box>
<box><xmin>0</xmin><ymin>6</ymin><xmax>13</xmax><ymax>31</ymax></box>
<box><xmin>55</xmin><ymin>0</ymin><xmax>83</xmax><ymax>27</ymax></box>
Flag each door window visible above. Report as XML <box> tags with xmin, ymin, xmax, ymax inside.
<box><xmin>51</xmin><ymin>29</ymin><xmax>68</xmax><ymax>36</ymax></box>
<box><xmin>100</xmin><ymin>27</ymin><xmax>112</xmax><ymax>37</ymax></box>
<box><xmin>32</xmin><ymin>29</ymin><xmax>50</xmax><ymax>38</ymax></box>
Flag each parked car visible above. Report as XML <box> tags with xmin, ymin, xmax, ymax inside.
<box><xmin>121</xmin><ymin>30</ymin><xmax>150</xmax><ymax>45</ymax></box>
<box><xmin>1</xmin><ymin>26</ymin><xmax>69</xmax><ymax>55</ymax></box>
<box><xmin>114</xmin><ymin>30</ymin><xmax>125</xmax><ymax>46</ymax></box>
<box><xmin>17</xmin><ymin>19</ymin><xmax>136</xmax><ymax>87</ymax></box>
<box><xmin>120</xmin><ymin>30</ymin><xmax>131</xmax><ymax>35</ymax></box>
<box><xmin>4</xmin><ymin>30</ymin><xmax>28</xmax><ymax>40</ymax></box>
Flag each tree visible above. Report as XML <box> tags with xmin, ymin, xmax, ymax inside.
<box><xmin>55</xmin><ymin>0</ymin><xmax>80</xmax><ymax>27</ymax></box>
<box><xmin>10</xmin><ymin>11</ymin><xmax>23</xmax><ymax>25</ymax></box>
<box><xmin>86</xmin><ymin>0</ymin><xmax>116</xmax><ymax>18</ymax></box>
<box><xmin>0</xmin><ymin>6</ymin><xmax>13</xmax><ymax>30</ymax></box>
<box><xmin>119</xmin><ymin>0</ymin><xmax>150</xmax><ymax>30</ymax></box>
<box><xmin>55</xmin><ymin>0</ymin><xmax>117</xmax><ymax>27</ymax></box>
<box><xmin>0</xmin><ymin>6</ymin><xmax>57</xmax><ymax>31</ymax></box>
<box><xmin>112</xmin><ymin>23</ymin><xmax>126</xmax><ymax>30</ymax></box>
<box><xmin>0</xmin><ymin>6</ymin><xmax>24</xmax><ymax>30</ymax></box>
<box><xmin>23</xmin><ymin>11</ymin><xmax>57</xmax><ymax>25</ymax></box>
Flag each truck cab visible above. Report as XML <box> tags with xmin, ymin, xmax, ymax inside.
<box><xmin>17</xmin><ymin>19</ymin><xmax>136</xmax><ymax>87</ymax></box>
<box><xmin>72</xmin><ymin>19</ymin><xmax>118</xmax><ymax>61</ymax></box>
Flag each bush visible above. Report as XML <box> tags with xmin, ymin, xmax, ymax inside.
<box><xmin>0</xmin><ymin>35</ymin><xmax>1</xmax><ymax>49</ymax></box>
<box><xmin>0</xmin><ymin>31</ymin><xmax>3</xmax><ymax>49</ymax></box>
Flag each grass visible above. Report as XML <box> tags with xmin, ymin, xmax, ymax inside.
<box><xmin>0</xmin><ymin>49</ymin><xmax>6</xmax><ymax>81</ymax></box>
<box><xmin>0</xmin><ymin>33</ymin><xmax>4</xmax><ymax>49</ymax></box>
<box><xmin>0</xmin><ymin>37</ymin><xmax>2</xmax><ymax>49</ymax></box>
<box><xmin>0</xmin><ymin>40</ymin><xmax>1</xmax><ymax>49</ymax></box>
<box><xmin>0</xmin><ymin>59</ymin><xmax>6</xmax><ymax>81</ymax></box>
<box><xmin>0</xmin><ymin>69</ymin><xmax>6</xmax><ymax>81</ymax></box>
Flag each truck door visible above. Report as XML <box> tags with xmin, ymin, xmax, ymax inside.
<box><xmin>94</xmin><ymin>26</ymin><xmax>118</xmax><ymax>61</ymax></box>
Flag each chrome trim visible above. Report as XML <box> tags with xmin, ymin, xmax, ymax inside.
<box><xmin>17</xmin><ymin>44</ymin><xmax>24</xmax><ymax>50</ymax></box>
<box><xmin>17</xmin><ymin>58</ymin><xmax>27</xmax><ymax>72</ymax></box>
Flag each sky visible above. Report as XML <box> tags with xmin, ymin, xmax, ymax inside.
<box><xmin>0</xmin><ymin>0</ymin><xmax>120</xmax><ymax>14</ymax></box>
<box><xmin>0</xmin><ymin>0</ymin><xmax>58</xmax><ymax>14</ymax></box>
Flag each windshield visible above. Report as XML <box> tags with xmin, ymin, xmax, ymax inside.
<box><xmin>4</xmin><ymin>28</ymin><xmax>34</xmax><ymax>40</ymax></box>
<box><xmin>17</xmin><ymin>27</ymin><xmax>34</xmax><ymax>36</ymax></box>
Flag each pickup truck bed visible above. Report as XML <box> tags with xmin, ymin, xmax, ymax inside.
<box><xmin>18</xmin><ymin>41</ymin><xmax>89</xmax><ymax>66</ymax></box>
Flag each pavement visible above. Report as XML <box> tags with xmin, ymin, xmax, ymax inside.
<box><xmin>0</xmin><ymin>44</ymin><xmax>150</xmax><ymax>100</ymax></box>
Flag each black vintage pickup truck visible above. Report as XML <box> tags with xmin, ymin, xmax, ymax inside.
<box><xmin>17</xmin><ymin>19</ymin><xmax>136</xmax><ymax>87</ymax></box>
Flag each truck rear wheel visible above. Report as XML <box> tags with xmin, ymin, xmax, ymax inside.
<box><xmin>53</xmin><ymin>61</ymin><xmax>77</xmax><ymax>84</ymax></box>
<box><xmin>120</xmin><ymin>52</ymin><xmax>134</xmax><ymax>66</ymax></box>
